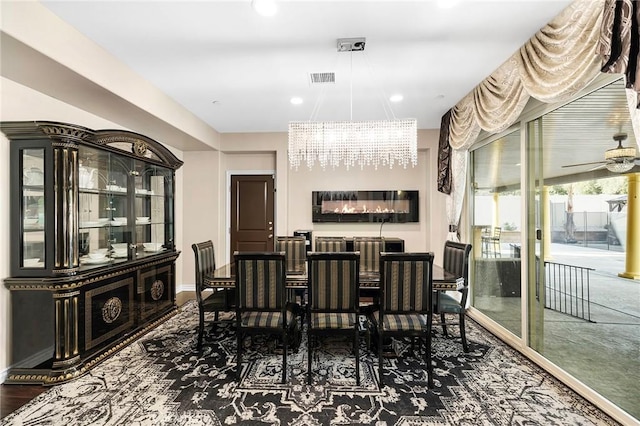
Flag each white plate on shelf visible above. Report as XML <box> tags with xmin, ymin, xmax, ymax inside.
<box><xmin>24</xmin><ymin>258</ymin><xmax>40</xmax><ymax>267</ymax></box>
<box><xmin>107</xmin><ymin>185</ymin><xmax>127</xmax><ymax>192</ymax></box>
<box><xmin>111</xmin><ymin>252</ymin><xmax>128</xmax><ymax>258</ymax></box>
<box><xmin>136</xmin><ymin>220</ymin><xmax>151</xmax><ymax>225</ymax></box>
<box><xmin>80</xmin><ymin>221</ymin><xmax>101</xmax><ymax>227</ymax></box>
<box><xmin>143</xmin><ymin>247</ymin><xmax>166</xmax><ymax>253</ymax></box>
<box><xmin>80</xmin><ymin>256</ymin><xmax>111</xmax><ymax>265</ymax></box>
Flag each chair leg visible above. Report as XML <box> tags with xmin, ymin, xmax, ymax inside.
<box><xmin>307</xmin><ymin>333</ymin><xmax>312</xmax><ymax>385</ymax></box>
<box><xmin>425</xmin><ymin>330</ymin><xmax>433</xmax><ymax>389</ymax></box>
<box><xmin>197</xmin><ymin>309</ymin><xmax>205</xmax><ymax>350</ymax></box>
<box><xmin>460</xmin><ymin>313</ymin><xmax>469</xmax><ymax>352</ymax></box>
<box><xmin>354</xmin><ymin>328</ymin><xmax>360</xmax><ymax>385</ymax></box>
<box><xmin>440</xmin><ymin>312</ymin><xmax>448</xmax><ymax>336</ymax></box>
<box><xmin>378</xmin><ymin>331</ymin><xmax>384</xmax><ymax>386</ymax></box>
<box><xmin>282</xmin><ymin>329</ymin><xmax>287</xmax><ymax>384</ymax></box>
<box><xmin>237</xmin><ymin>329</ymin><xmax>242</xmax><ymax>380</ymax></box>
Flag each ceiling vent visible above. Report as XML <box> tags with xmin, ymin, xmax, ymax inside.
<box><xmin>309</xmin><ymin>72</ymin><xmax>335</xmax><ymax>85</ymax></box>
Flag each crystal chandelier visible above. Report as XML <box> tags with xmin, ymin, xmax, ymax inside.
<box><xmin>288</xmin><ymin>119</ymin><xmax>417</xmax><ymax>170</ymax></box>
<box><xmin>288</xmin><ymin>38</ymin><xmax>418</xmax><ymax>170</ymax></box>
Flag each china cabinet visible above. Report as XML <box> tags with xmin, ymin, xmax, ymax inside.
<box><xmin>2</xmin><ymin>121</ymin><xmax>183</xmax><ymax>384</ymax></box>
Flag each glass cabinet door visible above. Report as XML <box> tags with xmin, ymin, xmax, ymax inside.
<box><xmin>133</xmin><ymin>161</ymin><xmax>174</xmax><ymax>258</ymax></box>
<box><xmin>78</xmin><ymin>146</ymin><xmax>132</xmax><ymax>268</ymax></box>
<box><xmin>21</xmin><ymin>148</ymin><xmax>46</xmax><ymax>270</ymax></box>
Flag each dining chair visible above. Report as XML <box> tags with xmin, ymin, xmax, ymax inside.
<box><xmin>306</xmin><ymin>251</ymin><xmax>360</xmax><ymax>385</ymax></box>
<box><xmin>436</xmin><ymin>241</ymin><xmax>472</xmax><ymax>352</ymax></box>
<box><xmin>276</xmin><ymin>236</ymin><xmax>307</xmax><ymax>321</ymax></box>
<box><xmin>314</xmin><ymin>236</ymin><xmax>347</xmax><ymax>252</ymax></box>
<box><xmin>192</xmin><ymin>240</ymin><xmax>235</xmax><ymax>350</ymax></box>
<box><xmin>372</xmin><ymin>252</ymin><xmax>434</xmax><ymax>388</ymax></box>
<box><xmin>275</xmin><ymin>236</ymin><xmax>306</xmax><ymax>274</ymax></box>
<box><xmin>234</xmin><ymin>251</ymin><xmax>292</xmax><ymax>383</ymax></box>
<box><xmin>353</xmin><ymin>237</ymin><xmax>385</xmax><ymax>273</ymax></box>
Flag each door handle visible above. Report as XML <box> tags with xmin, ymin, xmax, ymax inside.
<box><xmin>268</xmin><ymin>226</ymin><xmax>273</xmax><ymax>231</ymax></box>
<box><xmin>268</xmin><ymin>234</ymin><xmax>273</xmax><ymax>239</ymax></box>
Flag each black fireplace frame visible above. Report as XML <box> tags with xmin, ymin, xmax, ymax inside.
<box><xmin>312</xmin><ymin>190</ymin><xmax>419</xmax><ymax>223</ymax></box>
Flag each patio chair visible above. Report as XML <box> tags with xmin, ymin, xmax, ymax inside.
<box><xmin>481</xmin><ymin>227</ymin><xmax>501</xmax><ymax>257</ymax></box>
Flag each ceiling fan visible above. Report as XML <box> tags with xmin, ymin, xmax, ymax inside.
<box><xmin>562</xmin><ymin>132</ymin><xmax>640</xmax><ymax>173</ymax></box>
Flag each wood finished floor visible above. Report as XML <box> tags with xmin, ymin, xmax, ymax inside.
<box><xmin>0</xmin><ymin>291</ymin><xmax>196</xmax><ymax>420</ymax></box>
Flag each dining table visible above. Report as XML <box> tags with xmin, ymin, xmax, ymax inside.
<box><xmin>204</xmin><ymin>262</ymin><xmax>464</xmax><ymax>293</ymax></box>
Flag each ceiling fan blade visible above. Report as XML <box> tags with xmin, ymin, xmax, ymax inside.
<box><xmin>587</xmin><ymin>164</ymin><xmax>607</xmax><ymax>171</ymax></box>
<box><xmin>562</xmin><ymin>160</ymin><xmax>608</xmax><ymax>168</ymax></box>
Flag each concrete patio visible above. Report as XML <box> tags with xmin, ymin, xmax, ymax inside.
<box><xmin>473</xmin><ymin>242</ymin><xmax>640</xmax><ymax>420</ymax></box>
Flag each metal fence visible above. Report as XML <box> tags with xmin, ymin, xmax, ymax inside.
<box><xmin>544</xmin><ymin>260</ymin><xmax>594</xmax><ymax>322</ymax></box>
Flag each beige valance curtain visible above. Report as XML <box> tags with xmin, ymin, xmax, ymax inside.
<box><xmin>437</xmin><ymin>0</ymin><xmax>640</xmax><ymax>240</ymax></box>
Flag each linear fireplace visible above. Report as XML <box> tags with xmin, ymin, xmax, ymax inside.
<box><xmin>312</xmin><ymin>190</ymin><xmax>419</xmax><ymax>223</ymax></box>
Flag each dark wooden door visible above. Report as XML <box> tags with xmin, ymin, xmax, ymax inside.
<box><xmin>230</xmin><ymin>174</ymin><xmax>275</xmax><ymax>260</ymax></box>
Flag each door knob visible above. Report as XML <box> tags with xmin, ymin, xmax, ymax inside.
<box><xmin>268</xmin><ymin>234</ymin><xmax>273</xmax><ymax>239</ymax></box>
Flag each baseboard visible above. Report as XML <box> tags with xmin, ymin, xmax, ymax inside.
<box><xmin>0</xmin><ymin>365</ymin><xmax>7</xmax><ymax>383</ymax></box>
<box><xmin>1</xmin><ymin>346</ymin><xmax>54</xmax><ymax>384</ymax></box>
<box><xmin>177</xmin><ymin>283</ymin><xmax>195</xmax><ymax>293</ymax></box>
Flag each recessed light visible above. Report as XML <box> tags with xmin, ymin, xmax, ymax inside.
<box><xmin>290</xmin><ymin>97</ymin><xmax>303</xmax><ymax>105</ymax></box>
<box><xmin>389</xmin><ymin>94</ymin><xmax>404</xmax><ymax>103</ymax></box>
<box><xmin>252</xmin><ymin>0</ymin><xmax>277</xmax><ymax>17</ymax></box>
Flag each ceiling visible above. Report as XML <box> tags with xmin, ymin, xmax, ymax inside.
<box><xmin>7</xmin><ymin>1</ymin><xmax>637</xmax><ymax>188</ymax></box>
<box><xmin>39</xmin><ymin>0</ymin><xmax>574</xmax><ymax>134</ymax></box>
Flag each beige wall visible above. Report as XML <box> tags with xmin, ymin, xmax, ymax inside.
<box><xmin>218</xmin><ymin>130</ymin><xmax>450</xmax><ymax>261</ymax></box>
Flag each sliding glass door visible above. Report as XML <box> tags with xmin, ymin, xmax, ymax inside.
<box><xmin>470</xmin><ymin>128</ymin><xmax>522</xmax><ymax>337</ymax></box>
<box><xmin>525</xmin><ymin>112</ymin><xmax>640</xmax><ymax>419</ymax></box>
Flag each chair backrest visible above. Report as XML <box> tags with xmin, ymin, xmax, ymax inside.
<box><xmin>443</xmin><ymin>241</ymin><xmax>472</xmax><ymax>284</ymax></box>
<box><xmin>314</xmin><ymin>237</ymin><xmax>347</xmax><ymax>252</ymax></box>
<box><xmin>492</xmin><ymin>227</ymin><xmax>502</xmax><ymax>239</ymax></box>
<box><xmin>307</xmin><ymin>252</ymin><xmax>359</xmax><ymax>312</ymax></box>
<box><xmin>443</xmin><ymin>241</ymin><xmax>472</xmax><ymax>305</ymax></box>
<box><xmin>192</xmin><ymin>240</ymin><xmax>216</xmax><ymax>302</ymax></box>
<box><xmin>380</xmin><ymin>252</ymin><xmax>434</xmax><ymax>314</ymax></box>
<box><xmin>353</xmin><ymin>237</ymin><xmax>384</xmax><ymax>273</ymax></box>
<box><xmin>276</xmin><ymin>236</ymin><xmax>306</xmax><ymax>274</ymax></box>
<box><xmin>234</xmin><ymin>251</ymin><xmax>286</xmax><ymax>311</ymax></box>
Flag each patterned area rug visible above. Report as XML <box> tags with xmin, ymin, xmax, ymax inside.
<box><xmin>2</xmin><ymin>301</ymin><xmax>617</xmax><ymax>425</ymax></box>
